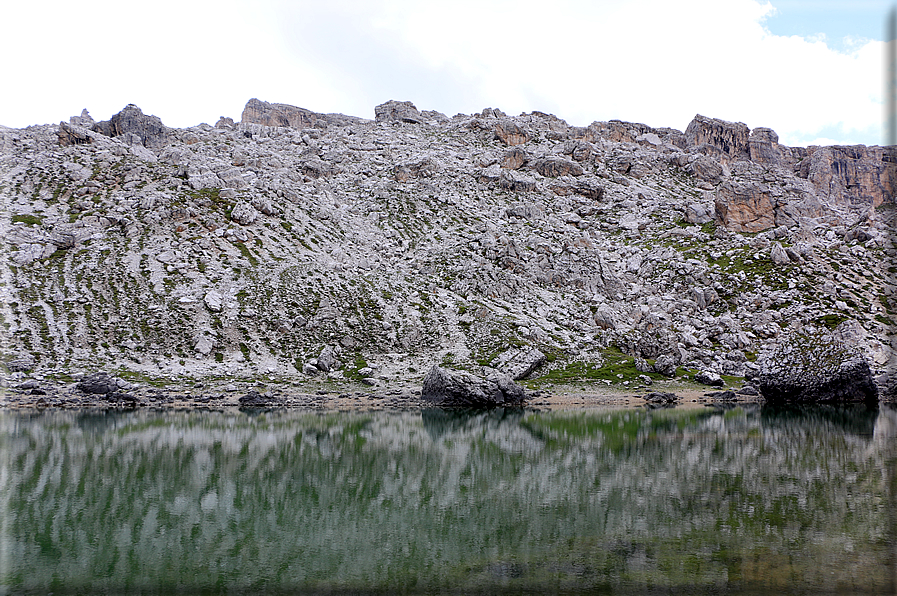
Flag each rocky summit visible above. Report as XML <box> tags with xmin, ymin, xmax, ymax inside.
<box><xmin>1</xmin><ymin>99</ymin><xmax>895</xmax><ymax>401</ymax></box>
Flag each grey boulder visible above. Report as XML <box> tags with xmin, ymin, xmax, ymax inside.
<box><xmin>77</xmin><ymin>372</ymin><xmax>121</xmax><ymax>394</ymax></box>
<box><xmin>758</xmin><ymin>332</ymin><xmax>878</xmax><ymax>403</ymax></box>
<box><xmin>421</xmin><ymin>366</ymin><xmax>527</xmax><ymax>407</ymax></box>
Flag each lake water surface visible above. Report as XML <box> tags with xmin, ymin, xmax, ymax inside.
<box><xmin>3</xmin><ymin>404</ymin><xmax>896</xmax><ymax>594</ymax></box>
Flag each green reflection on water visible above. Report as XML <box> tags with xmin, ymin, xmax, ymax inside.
<box><xmin>2</xmin><ymin>405</ymin><xmax>895</xmax><ymax>594</ymax></box>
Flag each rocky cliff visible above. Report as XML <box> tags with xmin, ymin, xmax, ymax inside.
<box><xmin>1</xmin><ymin>99</ymin><xmax>895</xmax><ymax>393</ymax></box>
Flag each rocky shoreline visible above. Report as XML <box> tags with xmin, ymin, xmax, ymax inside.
<box><xmin>0</xmin><ymin>367</ymin><xmax>838</xmax><ymax>412</ymax></box>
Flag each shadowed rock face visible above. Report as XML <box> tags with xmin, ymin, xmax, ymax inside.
<box><xmin>93</xmin><ymin>104</ymin><xmax>170</xmax><ymax>150</ymax></box>
<box><xmin>685</xmin><ymin>114</ymin><xmax>751</xmax><ymax>161</ymax></box>
<box><xmin>758</xmin><ymin>332</ymin><xmax>879</xmax><ymax>404</ymax></box>
<box><xmin>421</xmin><ymin>366</ymin><xmax>526</xmax><ymax>407</ymax></box>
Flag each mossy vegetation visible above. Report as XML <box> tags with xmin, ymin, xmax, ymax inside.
<box><xmin>815</xmin><ymin>313</ymin><xmax>848</xmax><ymax>330</ymax></box>
<box><xmin>12</xmin><ymin>214</ymin><xmax>42</xmax><ymax>226</ymax></box>
<box><xmin>534</xmin><ymin>347</ymin><xmax>665</xmax><ymax>384</ymax></box>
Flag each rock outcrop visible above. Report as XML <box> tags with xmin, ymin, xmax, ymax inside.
<box><xmin>93</xmin><ymin>104</ymin><xmax>170</xmax><ymax>150</ymax></box>
<box><xmin>374</xmin><ymin>100</ymin><xmax>423</xmax><ymax>124</ymax></box>
<box><xmin>677</xmin><ymin>114</ymin><xmax>896</xmax><ymax>233</ymax></box>
<box><xmin>685</xmin><ymin>114</ymin><xmax>750</xmax><ymax>161</ymax></box>
<box><xmin>494</xmin><ymin>120</ymin><xmax>529</xmax><ymax>146</ymax></box>
<box><xmin>805</xmin><ymin>145</ymin><xmax>897</xmax><ymax>209</ymax></box>
<box><xmin>491</xmin><ymin>348</ymin><xmax>546</xmax><ymax>380</ymax></box>
<box><xmin>421</xmin><ymin>366</ymin><xmax>527</xmax><ymax>407</ymax></box>
<box><xmin>758</xmin><ymin>331</ymin><xmax>879</xmax><ymax>403</ymax></box>
<box><xmin>241</xmin><ymin>98</ymin><xmax>322</xmax><ymax>129</ymax></box>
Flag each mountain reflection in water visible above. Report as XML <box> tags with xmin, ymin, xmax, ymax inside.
<box><xmin>3</xmin><ymin>404</ymin><xmax>896</xmax><ymax>594</ymax></box>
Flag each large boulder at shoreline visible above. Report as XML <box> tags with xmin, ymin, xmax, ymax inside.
<box><xmin>421</xmin><ymin>366</ymin><xmax>527</xmax><ymax>407</ymax></box>
<box><xmin>758</xmin><ymin>331</ymin><xmax>878</xmax><ymax>403</ymax></box>
<box><xmin>77</xmin><ymin>372</ymin><xmax>120</xmax><ymax>394</ymax></box>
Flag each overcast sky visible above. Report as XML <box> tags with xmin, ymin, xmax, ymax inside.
<box><xmin>2</xmin><ymin>0</ymin><xmax>893</xmax><ymax>147</ymax></box>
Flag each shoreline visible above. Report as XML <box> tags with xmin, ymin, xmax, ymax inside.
<box><xmin>0</xmin><ymin>376</ymin><xmax>795</xmax><ymax>411</ymax></box>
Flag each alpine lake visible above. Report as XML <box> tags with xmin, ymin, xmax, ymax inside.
<box><xmin>3</xmin><ymin>402</ymin><xmax>896</xmax><ymax>595</ymax></box>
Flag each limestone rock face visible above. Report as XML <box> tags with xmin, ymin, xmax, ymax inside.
<box><xmin>758</xmin><ymin>331</ymin><xmax>878</xmax><ymax>403</ymax></box>
<box><xmin>421</xmin><ymin>366</ymin><xmax>527</xmax><ymax>407</ymax></box>
<box><xmin>93</xmin><ymin>104</ymin><xmax>170</xmax><ymax>150</ymax></box>
<box><xmin>494</xmin><ymin>120</ymin><xmax>529</xmax><ymax>146</ymax></box>
<box><xmin>491</xmin><ymin>348</ymin><xmax>546</xmax><ymax>380</ymax></box>
<box><xmin>3</xmin><ymin>98</ymin><xmax>895</xmax><ymax>396</ymax></box>
<box><xmin>685</xmin><ymin>114</ymin><xmax>750</xmax><ymax>161</ymax></box>
<box><xmin>713</xmin><ymin>180</ymin><xmax>778</xmax><ymax>232</ymax></box>
<box><xmin>713</xmin><ymin>179</ymin><xmax>826</xmax><ymax>233</ymax></box>
<box><xmin>498</xmin><ymin>169</ymin><xmax>537</xmax><ymax>192</ymax></box>
<box><xmin>529</xmin><ymin>157</ymin><xmax>583</xmax><ymax>178</ymax></box>
<box><xmin>374</xmin><ymin>100</ymin><xmax>423</xmax><ymax>124</ymax></box>
<box><xmin>806</xmin><ymin>145</ymin><xmax>897</xmax><ymax>209</ymax></box>
<box><xmin>241</xmin><ymin>98</ymin><xmax>321</xmax><ymax>129</ymax></box>
<box><xmin>688</xmin><ymin>155</ymin><xmax>724</xmax><ymax>183</ymax></box>
<box><xmin>501</xmin><ymin>147</ymin><xmax>527</xmax><ymax>170</ymax></box>
<box><xmin>57</xmin><ymin>122</ymin><xmax>94</xmax><ymax>147</ymax></box>
<box><xmin>748</xmin><ymin>127</ymin><xmax>782</xmax><ymax>165</ymax></box>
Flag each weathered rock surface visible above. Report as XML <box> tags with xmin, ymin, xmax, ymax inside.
<box><xmin>375</xmin><ymin>100</ymin><xmax>423</xmax><ymax>124</ymax></box>
<box><xmin>1</xmin><ymin>98</ymin><xmax>894</xmax><ymax>398</ymax></box>
<box><xmin>241</xmin><ymin>97</ymin><xmax>322</xmax><ymax>129</ymax></box>
<box><xmin>421</xmin><ymin>366</ymin><xmax>526</xmax><ymax>407</ymax></box>
<box><xmin>529</xmin><ymin>157</ymin><xmax>583</xmax><ymax>178</ymax></box>
<box><xmin>77</xmin><ymin>372</ymin><xmax>122</xmax><ymax>395</ymax></box>
<box><xmin>491</xmin><ymin>348</ymin><xmax>546</xmax><ymax>380</ymax></box>
<box><xmin>93</xmin><ymin>104</ymin><xmax>170</xmax><ymax>150</ymax></box>
<box><xmin>758</xmin><ymin>332</ymin><xmax>879</xmax><ymax>403</ymax></box>
<box><xmin>695</xmin><ymin>370</ymin><xmax>724</xmax><ymax>387</ymax></box>
<box><xmin>685</xmin><ymin>114</ymin><xmax>750</xmax><ymax>161</ymax></box>
<box><xmin>238</xmin><ymin>390</ymin><xmax>281</xmax><ymax>407</ymax></box>
<box><xmin>805</xmin><ymin>145</ymin><xmax>897</xmax><ymax>209</ymax></box>
<box><xmin>644</xmin><ymin>391</ymin><xmax>679</xmax><ymax>406</ymax></box>
<box><xmin>494</xmin><ymin>120</ymin><xmax>529</xmax><ymax>146</ymax></box>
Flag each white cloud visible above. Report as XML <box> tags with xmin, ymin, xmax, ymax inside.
<box><xmin>0</xmin><ymin>0</ymin><xmax>885</xmax><ymax>146</ymax></box>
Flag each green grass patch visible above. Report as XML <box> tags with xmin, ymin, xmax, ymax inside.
<box><xmin>875</xmin><ymin>314</ymin><xmax>895</xmax><ymax>327</ymax></box>
<box><xmin>112</xmin><ymin>369</ymin><xmax>169</xmax><ymax>388</ymax></box>
<box><xmin>815</xmin><ymin>314</ymin><xmax>848</xmax><ymax>330</ymax></box>
<box><xmin>343</xmin><ymin>353</ymin><xmax>369</xmax><ymax>381</ymax></box>
<box><xmin>234</xmin><ymin>242</ymin><xmax>258</xmax><ymax>266</ymax></box>
<box><xmin>12</xmin><ymin>214</ymin><xmax>42</xmax><ymax>226</ymax></box>
<box><xmin>535</xmin><ymin>348</ymin><xmax>664</xmax><ymax>384</ymax></box>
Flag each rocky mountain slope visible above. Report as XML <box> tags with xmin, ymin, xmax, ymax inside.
<box><xmin>1</xmin><ymin>99</ymin><xmax>895</xmax><ymax>394</ymax></box>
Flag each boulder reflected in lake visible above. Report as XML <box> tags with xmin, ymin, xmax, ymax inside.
<box><xmin>3</xmin><ymin>405</ymin><xmax>895</xmax><ymax>594</ymax></box>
